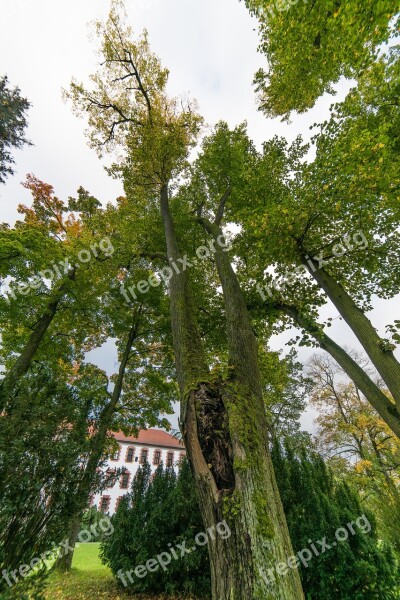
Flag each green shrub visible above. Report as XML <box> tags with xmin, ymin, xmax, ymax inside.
<box><xmin>100</xmin><ymin>459</ymin><xmax>210</xmax><ymax>596</ymax></box>
<box><xmin>272</xmin><ymin>439</ymin><xmax>400</xmax><ymax>599</ymax></box>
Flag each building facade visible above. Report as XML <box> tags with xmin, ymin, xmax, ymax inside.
<box><xmin>92</xmin><ymin>429</ymin><xmax>185</xmax><ymax>515</ymax></box>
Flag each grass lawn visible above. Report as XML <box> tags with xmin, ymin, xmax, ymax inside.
<box><xmin>44</xmin><ymin>543</ymin><xmax>122</xmax><ymax>599</ymax></box>
<box><xmin>43</xmin><ymin>543</ymin><xmax>203</xmax><ymax>600</ymax></box>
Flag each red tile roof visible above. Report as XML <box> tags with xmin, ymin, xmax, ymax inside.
<box><xmin>113</xmin><ymin>429</ymin><xmax>184</xmax><ymax>449</ymax></box>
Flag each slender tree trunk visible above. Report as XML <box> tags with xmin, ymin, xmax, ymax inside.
<box><xmin>160</xmin><ymin>185</ymin><xmax>304</xmax><ymax>599</ymax></box>
<box><xmin>304</xmin><ymin>260</ymin><xmax>400</xmax><ymax>410</ymax></box>
<box><xmin>0</xmin><ymin>269</ymin><xmax>76</xmax><ymax>408</ymax></box>
<box><xmin>54</xmin><ymin>514</ymin><xmax>82</xmax><ymax>572</ymax></box>
<box><xmin>54</xmin><ymin>313</ymin><xmax>140</xmax><ymax>572</ymax></box>
<box><xmin>276</xmin><ymin>303</ymin><xmax>400</xmax><ymax>439</ymax></box>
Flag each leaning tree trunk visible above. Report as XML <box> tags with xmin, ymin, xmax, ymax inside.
<box><xmin>304</xmin><ymin>258</ymin><xmax>400</xmax><ymax>410</ymax></box>
<box><xmin>54</xmin><ymin>312</ymin><xmax>140</xmax><ymax>572</ymax></box>
<box><xmin>275</xmin><ymin>303</ymin><xmax>400</xmax><ymax>439</ymax></box>
<box><xmin>160</xmin><ymin>185</ymin><xmax>304</xmax><ymax>599</ymax></box>
<box><xmin>0</xmin><ymin>268</ymin><xmax>76</xmax><ymax>409</ymax></box>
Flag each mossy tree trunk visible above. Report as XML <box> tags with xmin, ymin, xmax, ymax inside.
<box><xmin>274</xmin><ymin>303</ymin><xmax>400</xmax><ymax>439</ymax></box>
<box><xmin>305</xmin><ymin>260</ymin><xmax>400</xmax><ymax>410</ymax></box>
<box><xmin>160</xmin><ymin>185</ymin><xmax>304</xmax><ymax>599</ymax></box>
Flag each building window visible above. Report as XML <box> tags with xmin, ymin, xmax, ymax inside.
<box><xmin>125</xmin><ymin>446</ymin><xmax>135</xmax><ymax>463</ymax></box>
<box><xmin>140</xmin><ymin>448</ymin><xmax>148</xmax><ymax>464</ymax></box>
<box><xmin>106</xmin><ymin>468</ymin><xmax>117</xmax><ymax>488</ymax></box>
<box><xmin>166</xmin><ymin>452</ymin><xmax>174</xmax><ymax>468</ymax></box>
<box><xmin>115</xmin><ymin>496</ymin><xmax>124</xmax><ymax>511</ymax></box>
<box><xmin>179</xmin><ymin>452</ymin><xmax>186</xmax><ymax>465</ymax></box>
<box><xmin>99</xmin><ymin>496</ymin><xmax>111</xmax><ymax>513</ymax></box>
<box><xmin>120</xmin><ymin>470</ymin><xmax>131</xmax><ymax>489</ymax></box>
<box><xmin>153</xmin><ymin>450</ymin><xmax>161</xmax><ymax>465</ymax></box>
<box><xmin>110</xmin><ymin>445</ymin><xmax>121</xmax><ymax>461</ymax></box>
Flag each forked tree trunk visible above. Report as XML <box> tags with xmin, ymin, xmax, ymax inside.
<box><xmin>160</xmin><ymin>186</ymin><xmax>304</xmax><ymax>599</ymax></box>
<box><xmin>305</xmin><ymin>260</ymin><xmax>400</xmax><ymax>410</ymax></box>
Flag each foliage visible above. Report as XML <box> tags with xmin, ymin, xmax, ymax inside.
<box><xmin>100</xmin><ymin>460</ymin><xmax>210</xmax><ymax>597</ymax></box>
<box><xmin>0</xmin><ymin>75</ymin><xmax>31</xmax><ymax>183</ymax></box>
<box><xmin>245</xmin><ymin>0</ymin><xmax>399</xmax><ymax>117</ymax></box>
<box><xmin>308</xmin><ymin>353</ymin><xmax>400</xmax><ymax>554</ymax></box>
<box><xmin>1</xmin><ymin>1</ymin><xmax>400</xmax><ymax>596</ymax></box>
<box><xmin>272</xmin><ymin>438</ymin><xmax>400</xmax><ymax>599</ymax></box>
<box><xmin>80</xmin><ymin>508</ymin><xmax>113</xmax><ymax>542</ymax></box>
<box><xmin>260</xmin><ymin>347</ymin><xmax>312</xmax><ymax>438</ymax></box>
<box><xmin>0</xmin><ymin>365</ymin><xmax>92</xmax><ymax>599</ymax></box>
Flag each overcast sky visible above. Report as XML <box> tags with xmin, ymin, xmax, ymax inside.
<box><xmin>1</xmin><ymin>0</ymin><xmax>398</xmax><ymax>431</ymax></box>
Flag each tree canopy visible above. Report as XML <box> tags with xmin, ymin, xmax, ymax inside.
<box><xmin>0</xmin><ymin>75</ymin><xmax>31</xmax><ymax>183</ymax></box>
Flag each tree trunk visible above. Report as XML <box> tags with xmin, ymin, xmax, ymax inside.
<box><xmin>305</xmin><ymin>261</ymin><xmax>400</xmax><ymax>410</ymax></box>
<box><xmin>277</xmin><ymin>303</ymin><xmax>400</xmax><ymax>439</ymax></box>
<box><xmin>55</xmin><ymin>313</ymin><xmax>140</xmax><ymax>572</ymax></box>
<box><xmin>160</xmin><ymin>186</ymin><xmax>304</xmax><ymax>599</ymax></box>
<box><xmin>0</xmin><ymin>268</ymin><xmax>76</xmax><ymax>408</ymax></box>
<box><xmin>54</xmin><ymin>513</ymin><xmax>82</xmax><ymax>572</ymax></box>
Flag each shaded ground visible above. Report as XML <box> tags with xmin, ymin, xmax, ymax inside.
<box><xmin>44</xmin><ymin>543</ymin><xmax>205</xmax><ymax>600</ymax></box>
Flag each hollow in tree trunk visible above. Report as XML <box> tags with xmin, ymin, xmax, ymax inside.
<box><xmin>160</xmin><ymin>185</ymin><xmax>304</xmax><ymax>599</ymax></box>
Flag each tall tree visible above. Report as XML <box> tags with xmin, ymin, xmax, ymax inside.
<box><xmin>214</xmin><ymin>49</ymin><xmax>400</xmax><ymax>436</ymax></box>
<box><xmin>55</xmin><ymin>296</ymin><xmax>176</xmax><ymax>571</ymax></box>
<box><xmin>67</xmin><ymin>3</ymin><xmax>305</xmax><ymax>597</ymax></box>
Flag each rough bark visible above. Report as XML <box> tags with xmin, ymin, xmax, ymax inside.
<box><xmin>160</xmin><ymin>184</ymin><xmax>304</xmax><ymax>599</ymax></box>
<box><xmin>276</xmin><ymin>302</ymin><xmax>400</xmax><ymax>439</ymax></box>
<box><xmin>304</xmin><ymin>260</ymin><xmax>400</xmax><ymax>411</ymax></box>
<box><xmin>0</xmin><ymin>268</ymin><xmax>76</xmax><ymax>408</ymax></box>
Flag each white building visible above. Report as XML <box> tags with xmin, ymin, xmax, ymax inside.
<box><xmin>92</xmin><ymin>429</ymin><xmax>185</xmax><ymax>515</ymax></box>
